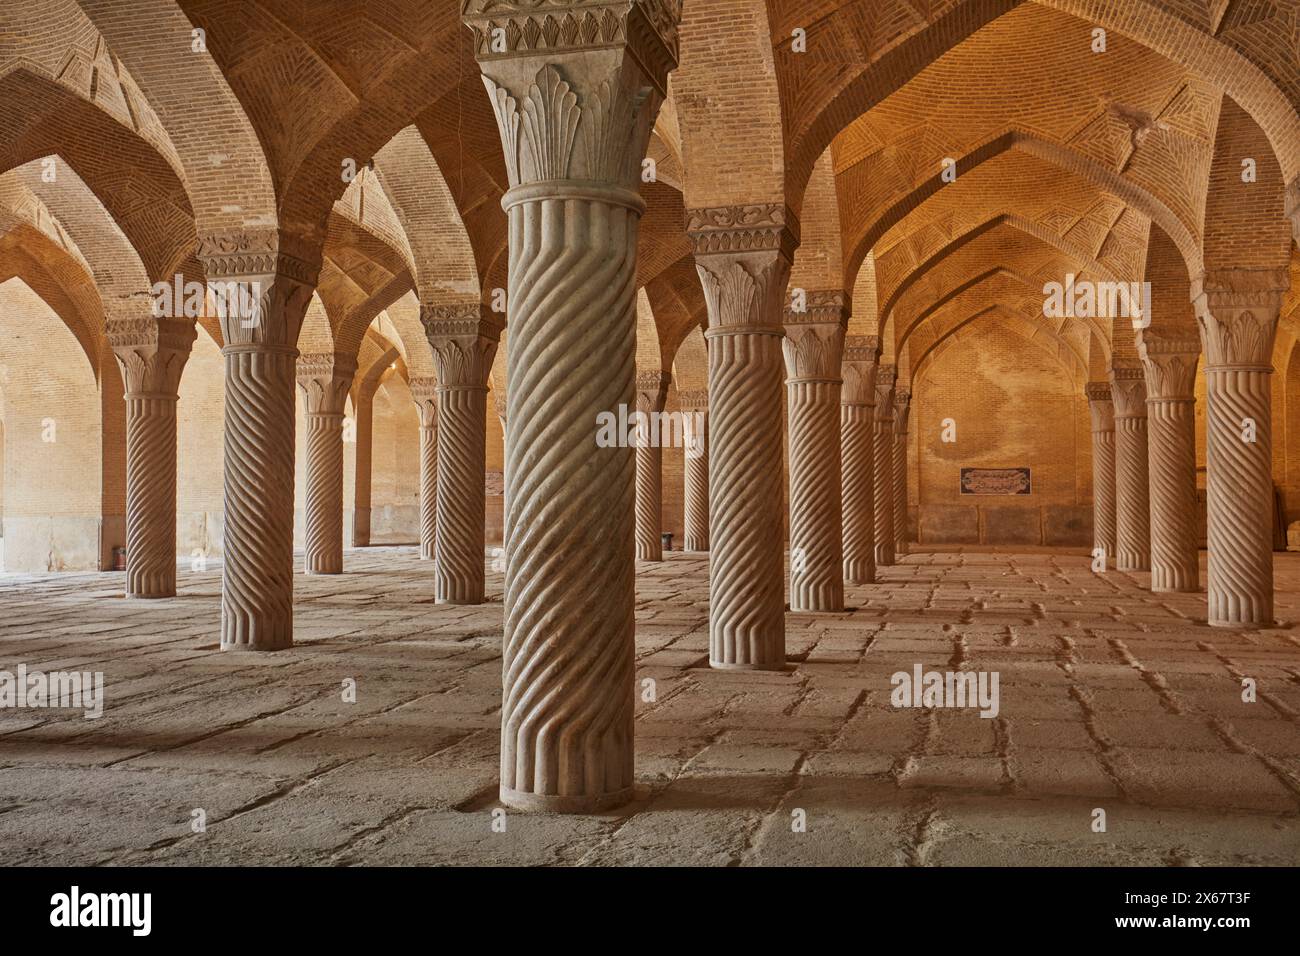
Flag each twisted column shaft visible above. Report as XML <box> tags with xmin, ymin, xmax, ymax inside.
<box><xmin>124</xmin><ymin>394</ymin><xmax>180</xmax><ymax>596</ymax></box>
<box><xmin>468</xmin><ymin>13</ymin><xmax>678</xmax><ymax>809</ymax></box>
<box><xmin>689</xmin><ymin>208</ymin><xmax>797</xmax><ymax>669</ymax></box>
<box><xmin>634</xmin><ymin>371</ymin><xmax>670</xmax><ymax>561</ymax></box>
<box><xmin>424</xmin><ymin>309</ymin><xmax>500</xmax><ymax>605</ymax></box>
<box><xmin>783</xmin><ymin>298</ymin><xmax>847</xmax><ymax>612</ymax></box>
<box><xmin>680</xmin><ymin>394</ymin><xmax>709</xmax><ymax>551</ymax></box>
<box><xmin>873</xmin><ymin>366</ymin><xmax>897</xmax><ymax>568</ymax></box>
<box><xmin>1141</xmin><ymin>337</ymin><xmax>1200</xmax><ymax>592</ymax></box>
<box><xmin>110</xmin><ymin>319</ymin><xmax>195</xmax><ymax>599</ymax></box>
<box><xmin>1195</xmin><ymin>271</ymin><xmax>1287</xmax><ymax>626</ymax></box>
<box><xmin>893</xmin><ymin>387</ymin><xmax>911</xmax><ymax>559</ymax></box>
<box><xmin>1111</xmin><ymin>366</ymin><xmax>1150</xmax><ymax>572</ymax></box>
<box><xmin>198</xmin><ymin>230</ymin><xmax>318</xmax><ymax>650</ymax></box>
<box><xmin>841</xmin><ymin>336</ymin><xmax>879</xmax><ymax>584</ymax></box>
<box><xmin>297</xmin><ymin>353</ymin><xmax>355</xmax><ymax>575</ymax></box>
<box><xmin>222</xmin><ymin>346</ymin><xmax>299</xmax><ymax>648</ymax></box>
<box><xmin>1085</xmin><ymin>382</ymin><xmax>1116</xmax><ymax>566</ymax></box>
<box><xmin>410</xmin><ymin>379</ymin><xmax>438</xmax><ymax>562</ymax></box>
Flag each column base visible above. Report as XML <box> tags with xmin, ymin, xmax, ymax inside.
<box><xmin>708</xmin><ymin>659</ymin><xmax>791</xmax><ymax>672</ymax></box>
<box><xmin>220</xmin><ymin>640</ymin><xmax>291</xmax><ymax>652</ymax></box>
<box><xmin>126</xmin><ymin>590</ymin><xmax>175</xmax><ymax>600</ymax></box>
<box><xmin>499</xmin><ymin>785</ymin><xmax>634</xmax><ymax>814</ymax></box>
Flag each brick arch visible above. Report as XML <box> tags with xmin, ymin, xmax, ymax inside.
<box><xmin>0</xmin><ymin>68</ymin><xmax>196</xmax><ymax>282</ymax></box>
<box><xmin>71</xmin><ymin>0</ymin><xmax>278</xmax><ymax>235</ymax></box>
<box><xmin>645</xmin><ymin>253</ymin><xmax>708</xmax><ymax>366</ymax></box>
<box><xmin>1203</xmin><ymin>95</ymin><xmax>1293</xmax><ymax>274</ymax></box>
<box><xmin>636</xmin><ymin>289</ymin><xmax>664</xmax><ymax>375</ymax></box>
<box><xmin>0</xmin><ymin>161</ymin><xmax>166</xmax><ymax>356</ymax></box>
<box><xmin>895</xmin><ymin>265</ymin><xmax>1109</xmax><ymax>362</ymax></box>
<box><xmin>171</xmin><ymin>0</ymin><xmax>474</xmax><ymax>246</ymax></box>
<box><xmin>0</xmin><ymin>224</ymin><xmax>105</xmax><ymax>373</ymax></box>
<box><xmin>878</xmin><ymin>213</ymin><xmax>1120</xmax><ymax>336</ymax></box>
<box><xmin>0</xmin><ymin>275</ymin><xmax>117</xmax><ymax>572</ymax></box>
<box><xmin>911</xmin><ymin>302</ymin><xmax>1089</xmax><ymax>387</ymax></box>
<box><xmin>372</xmin><ymin>127</ymin><xmax>481</xmax><ymax>307</ymax></box>
<box><xmin>675</xmin><ymin>0</ymin><xmax>785</xmax><ymax>209</ymax></box>
<box><xmin>843</xmin><ymin>129</ymin><xmax>1203</xmax><ymax>291</ymax></box>
<box><xmin>1142</xmin><ymin>221</ymin><xmax>1199</xmax><ymax>338</ymax></box>
<box><xmin>669</xmin><ymin>323</ymin><xmax>708</xmax><ymax>392</ymax></box>
<box><xmin>780</xmin><ymin>0</ymin><xmax>1300</xmax><ymax>217</ymax></box>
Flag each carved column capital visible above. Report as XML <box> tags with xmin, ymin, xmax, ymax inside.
<box><xmin>841</xmin><ymin>334</ymin><xmax>880</xmax><ymax>406</ymax></box>
<box><xmin>422</xmin><ymin>303</ymin><xmax>502</xmax><ymax>389</ymax></box>
<box><xmin>676</xmin><ymin>388</ymin><xmax>708</xmax><ymax>411</ymax></box>
<box><xmin>109</xmin><ymin>317</ymin><xmax>197</xmax><ymax>397</ymax></box>
<box><xmin>687</xmin><ymin>205</ymin><xmax>801</xmax><ymax>319</ymax></box>
<box><xmin>1138</xmin><ymin>334</ymin><xmax>1200</xmax><ymax>401</ymax></box>
<box><xmin>409</xmin><ymin>376</ymin><xmax>439</xmax><ymax>427</ymax></box>
<box><xmin>465</xmin><ymin>2</ymin><xmax>680</xmax><ymax>194</ymax></box>
<box><xmin>296</xmin><ymin>352</ymin><xmax>357</xmax><ymax>416</ymax></box>
<box><xmin>893</xmin><ymin>386</ymin><xmax>912</xmax><ymax>434</ymax></box>
<box><xmin>462</xmin><ymin>1</ymin><xmax>680</xmax><ymax>94</ymax></box>
<box><xmin>1110</xmin><ymin>364</ymin><xmax>1147</xmax><ymax>419</ymax></box>
<box><xmin>635</xmin><ymin>369</ymin><xmax>670</xmax><ymax>413</ymax></box>
<box><xmin>874</xmin><ymin>364</ymin><xmax>897</xmax><ymax>421</ymax></box>
<box><xmin>1085</xmin><ymin>381</ymin><xmax>1115</xmax><ymax>432</ymax></box>
<box><xmin>782</xmin><ymin>316</ymin><xmax>846</xmax><ymax>383</ymax></box>
<box><xmin>195</xmin><ymin>227</ymin><xmax>320</xmax><ymax>348</ymax></box>
<box><xmin>1191</xmin><ymin>267</ymin><xmax>1289</xmax><ymax>370</ymax></box>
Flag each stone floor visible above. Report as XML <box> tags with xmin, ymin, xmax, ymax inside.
<box><xmin>1</xmin><ymin>546</ymin><xmax>1298</xmax><ymax>866</ymax></box>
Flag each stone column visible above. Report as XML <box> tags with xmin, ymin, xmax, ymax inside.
<box><xmin>424</xmin><ymin>305</ymin><xmax>501</xmax><ymax>604</ymax></box>
<box><xmin>678</xmin><ymin>389</ymin><xmax>709</xmax><ymax>551</ymax></box>
<box><xmin>634</xmin><ymin>370</ymin><xmax>670</xmax><ymax>561</ymax></box>
<box><xmin>687</xmin><ymin>204</ymin><xmax>798</xmax><ymax>669</ymax></box>
<box><xmin>296</xmin><ymin>353</ymin><xmax>356</xmax><ymax>574</ymax></box>
<box><xmin>1194</xmin><ymin>269</ymin><xmax>1288</xmax><ymax>627</ymax></box>
<box><xmin>783</xmin><ymin>292</ymin><xmax>847</xmax><ymax>612</ymax></box>
<box><xmin>841</xmin><ymin>336</ymin><xmax>879</xmax><ymax>584</ymax></box>
<box><xmin>1085</xmin><ymin>382</ymin><xmax>1117</xmax><ymax>566</ymax></box>
<box><xmin>1111</xmin><ymin>365</ymin><xmax>1151</xmax><ymax>572</ymax></box>
<box><xmin>109</xmin><ymin>318</ymin><xmax>196</xmax><ymax>598</ymax></box>
<box><xmin>198</xmin><ymin>229</ymin><xmax>317</xmax><ymax>650</ymax></box>
<box><xmin>465</xmin><ymin>0</ymin><xmax>678</xmax><ymax>812</ymax></box>
<box><xmin>1139</xmin><ymin>335</ymin><xmax>1200</xmax><ymax>592</ymax></box>
<box><xmin>409</xmin><ymin>377</ymin><xmax>438</xmax><ymax>561</ymax></box>
<box><xmin>873</xmin><ymin>365</ymin><xmax>897</xmax><ymax>568</ymax></box>
<box><xmin>495</xmin><ymin>390</ymin><xmax>509</xmax><ymax>553</ymax></box>
<box><xmin>351</xmin><ymin>381</ymin><xmax>375</xmax><ymax>547</ymax></box>
<box><xmin>892</xmin><ymin>386</ymin><xmax>912</xmax><ymax>559</ymax></box>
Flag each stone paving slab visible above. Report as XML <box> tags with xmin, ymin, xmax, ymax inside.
<box><xmin>0</xmin><ymin>546</ymin><xmax>1297</xmax><ymax>866</ymax></box>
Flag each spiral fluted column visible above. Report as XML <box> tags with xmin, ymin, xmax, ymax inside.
<box><xmin>1111</xmin><ymin>365</ymin><xmax>1151</xmax><ymax>572</ymax></box>
<box><xmin>1085</xmin><ymin>382</ymin><xmax>1117</xmax><ymax>567</ymax></box>
<box><xmin>409</xmin><ymin>378</ymin><xmax>438</xmax><ymax>562</ymax></box>
<box><xmin>198</xmin><ymin>229</ymin><xmax>318</xmax><ymax>651</ymax></box>
<box><xmin>689</xmin><ymin>204</ymin><xmax>798</xmax><ymax>669</ymax></box>
<box><xmin>1194</xmin><ymin>271</ymin><xmax>1288</xmax><ymax>627</ymax></box>
<box><xmin>873</xmin><ymin>366</ymin><xmax>897</xmax><ymax>568</ymax></box>
<box><xmin>467</xmin><ymin>4</ymin><xmax>678</xmax><ymax>812</ymax></box>
<box><xmin>679</xmin><ymin>390</ymin><xmax>709</xmax><ymax>551</ymax></box>
<box><xmin>892</xmin><ymin>386</ymin><xmax>912</xmax><ymax>559</ymax></box>
<box><xmin>1140</xmin><ymin>336</ymin><xmax>1200</xmax><ymax>592</ymax></box>
<box><xmin>297</xmin><ymin>354</ymin><xmax>356</xmax><ymax>575</ymax></box>
<box><xmin>424</xmin><ymin>306</ymin><xmax>500</xmax><ymax>604</ymax></box>
<box><xmin>495</xmin><ymin>390</ymin><xmax>509</xmax><ymax>552</ymax></box>
<box><xmin>351</xmin><ymin>379</ymin><xmax>377</xmax><ymax>548</ymax></box>
<box><xmin>841</xmin><ymin>336</ymin><xmax>879</xmax><ymax>584</ymax></box>
<box><xmin>783</xmin><ymin>293</ymin><xmax>847</xmax><ymax>612</ymax></box>
<box><xmin>634</xmin><ymin>371</ymin><xmax>670</xmax><ymax>561</ymax></box>
<box><xmin>109</xmin><ymin>318</ymin><xmax>196</xmax><ymax>599</ymax></box>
